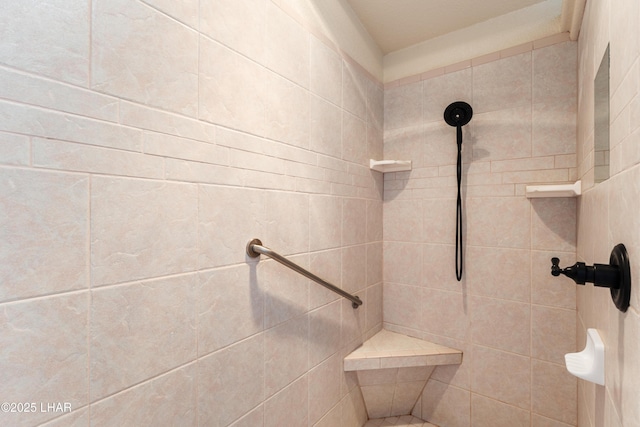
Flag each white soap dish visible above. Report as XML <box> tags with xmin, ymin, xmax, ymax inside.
<box><xmin>525</xmin><ymin>180</ymin><xmax>581</xmax><ymax>198</ymax></box>
<box><xmin>369</xmin><ymin>159</ymin><xmax>412</xmax><ymax>173</ymax></box>
<box><xmin>565</xmin><ymin>328</ymin><xmax>604</xmax><ymax>385</ymax></box>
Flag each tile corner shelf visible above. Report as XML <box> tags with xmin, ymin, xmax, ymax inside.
<box><xmin>370</xmin><ymin>159</ymin><xmax>412</xmax><ymax>173</ymax></box>
<box><xmin>344</xmin><ymin>329</ymin><xmax>462</xmax><ymax>419</ymax></box>
<box><xmin>525</xmin><ymin>180</ymin><xmax>581</xmax><ymax>198</ymax></box>
<box><xmin>344</xmin><ymin>329</ymin><xmax>462</xmax><ymax>371</ymax></box>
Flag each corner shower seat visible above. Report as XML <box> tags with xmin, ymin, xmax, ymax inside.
<box><xmin>344</xmin><ymin>329</ymin><xmax>462</xmax><ymax>420</ymax></box>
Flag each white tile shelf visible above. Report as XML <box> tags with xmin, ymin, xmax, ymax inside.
<box><xmin>369</xmin><ymin>159</ymin><xmax>412</xmax><ymax>173</ymax></box>
<box><xmin>525</xmin><ymin>180</ymin><xmax>581</xmax><ymax>198</ymax></box>
<box><xmin>344</xmin><ymin>329</ymin><xmax>462</xmax><ymax>371</ymax></box>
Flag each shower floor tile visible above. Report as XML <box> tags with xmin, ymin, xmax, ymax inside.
<box><xmin>363</xmin><ymin>415</ymin><xmax>439</xmax><ymax>427</ymax></box>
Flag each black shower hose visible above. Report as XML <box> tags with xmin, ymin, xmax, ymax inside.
<box><xmin>455</xmin><ymin>125</ymin><xmax>463</xmax><ymax>281</ymax></box>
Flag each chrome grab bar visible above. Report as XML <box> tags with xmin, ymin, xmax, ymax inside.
<box><xmin>246</xmin><ymin>239</ymin><xmax>363</xmax><ymax>309</ymax></box>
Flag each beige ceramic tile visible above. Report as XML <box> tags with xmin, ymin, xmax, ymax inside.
<box><xmin>361</xmin><ymin>384</ymin><xmax>395</xmax><ymax>418</ymax></box>
<box><xmin>0</xmin><ymin>293</ymin><xmax>88</xmax><ymax>427</ymax></box>
<box><xmin>533</xmin><ymin>42</ymin><xmax>578</xmax><ymax>105</ymax></box>
<box><xmin>366</xmin><ymin>282</ymin><xmax>383</xmax><ymax>332</ymax></box>
<box><xmin>383</xmin><ymin>242</ymin><xmax>423</xmax><ymax>287</ymax></box>
<box><xmin>143</xmin><ymin>131</ymin><xmax>228</xmax><ymax>166</ymax></box>
<box><xmin>309</xmin><ymin>354</ymin><xmax>341</xmax><ymax>425</ymax></box>
<box><xmin>423</xmin><ymin>68</ymin><xmax>473</xmax><ymax>124</ymax></box>
<box><xmin>342</xmin><ymin>245</ymin><xmax>367</xmax><ymax>294</ymax></box>
<box><xmin>142</xmin><ymin>0</ymin><xmax>197</xmax><ymax>27</ymax></box>
<box><xmin>310</xmin><ymin>36</ymin><xmax>342</xmax><ymax>106</ymax></box>
<box><xmin>471</xmin><ymin>393</ymin><xmax>530</xmax><ymax>427</ymax></box>
<box><xmin>531</xmin><ymin>359</ymin><xmax>577</xmax><ymax>425</ymax></box>
<box><xmin>471</xmin><ymin>345</ymin><xmax>530</xmax><ymax>409</ymax></box>
<box><xmin>384</xmin><ymin>199</ymin><xmax>424</xmax><ymax>243</ymax></box>
<box><xmin>264</xmin><ymin>2</ymin><xmax>309</xmax><ymax>88</ymax></box>
<box><xmin>263</xmin><ymin>191</ymin><xmax>310</xmax><ymax>255</ymax></box>
<box><xmin>263</xmin><ymin>254</ymin><xmax>310</xmax><ymax>328</ymax></box>
<box><xmin>343</xmin><ymin>198</ymin><xmax>367</xmax><ymax>245</ymax></box>
<box><xmin>309</xmin><ymin>195</ymin><xmax>342</xmax><ymax>251</ymax></box>
<box><xmin>533</xmin><ymin>101</ymin><xmax>577</xmax><ymax>157</ymax></box>
<box><xmin>199</xmin><ymin>37</ymin><xmax>266</xmax><ymax>135</ymax></box>
<box><xmin>90</xmin><ymin>176</ymin><xmax>198</xmax><ymax>286</ymax></box>
<box><xmin>422</xmin><ymin>289</ymin><xmax>469</xmax><ymax>341</ymax></box>
<box><xmin>0</xmin><ymin>168</ymin><xmax>88</xmax><ymax>302</ymax></box>
<box><xmin>92</xmin><ymin>0</ymin><xmax>198</xmax><ymax>115</ymax></box>
<box><xmin>384</xmin><ymin>81</ymin><xmax>423</xmax><ymax>131</ymax></box>
<box><xmin>465</xmin><ymin>197</ymin><xmax>531</xmax><ymax>249</ymax></box>
<box><xmin>471</xmin><ymin>296</ymin><xmax>530</xmax><ymax>355</ymax></box>
<box><xmin>343</xmin><ymin>62</ymin><xmax>369</xmax><ymax>121</ymax></box>
<box><xmin>343</xmin><ymin>112</ymin><xmax>368</xmax><ymax>165</ymax></box>
<box><xmin>310</xmin><ymin>96</ymin><xmax>343</xmax><ymax>158</ymax></box>
<box><xmin>90</xmin><ymin>364</ymin><xmax>196</xmax><ymax>426</ymax></box>
<box><xmin>531</xmin><ymin>305</ymin><xmax>576</xmax><ymax>364</ymax></box>
<box><xmin>368</xmin><ymin>79</ymin><xmax>385</xmax><ymax>131</ymax></box>
<box><xmin>531</xmin><ymin>250</ymin><xmax>576</xmax><ymax>309</ymax></box>
<box><xmin>229</xmin><ymin>405</ymin><xmax>264</xmax><ymax>427</ymax></box>
<box><xmin>390</xmin><ymin>381</ymin><xmax>426</xmax><ymax>415</ymax></box>
<box><xmin>0</xmin><ymin>67</ymin><xmax>118</xmax><ymax>122</ymax></box>
<box><xmin>33</xmin><ymin>138</ymin><xmax>164</xmax><ymax>179</ymax></box>
<box><xmin>164</xmin><ymin>158</ymin><xmax>245</xmax><ymax>186</ymax></box>
<box><xmin>384</xmin><ymin>126</ymin><xmax>425</xmax><ymax>169</ymax></box>
<box><xmin>0</xmin><ymin>132</ymin><xmax>29</xmax><ymax>166</ymax></box>
<box><xmin>308</xmin><ymin>249</ymin><xmax>342</xmax><ymax>309</ymax></box>
<box><xmin>313</xmin><ymin>402</ymin><xmax>342</xmax><ymax>427</ymax></box>
<box><xmin>342</xmin><ymin>297</ymin><xmax>366</xmax><ymax>347</ymax></box>
<box><xmin>119</xmin><ymin>100</ymin><xmax>215</xmax><ymax>143</ymax></box>
<box><xmin>419</xmin><ymin>380</ymin><xmax>470</xmax><ymax>426</ymax></box>
<box><xmin>197</xmin><ymin>334</ymin><xmax>264</xmax><ymax>426</ymax></box>
<box><xmin>199</xmin><ymin>185</ymin><xmax>264</xmax><ymax>269</ymax></box>
<box><xmin>264</xmin><ymin>314</ymin><xmax>309</xmax><ymax>397</ymax></box>
<box><xmin>341</xmin><ymin>386</ymin><xmax>368</xmax><ymax>427</ymax></box>
<box><xmin>473</xmin><ymin>52</ymin><xmax>532</xmax><ymax>113</ymax></box>
<box><xmin>465</xmin><ymin>246</ymin><xmax>531</xmax><ymax>302</ymax></box>
<box><xmin>0</xmin><ymin>100</ymin><xmax>143</xmax><ymax>152</ymax></box>
<box><xmin>200</xmin><ymin>0</ymin><xmax>266</xmax><ymax>61</ymax></box>
<box><xmin>90</xmin><ymin>275</ymin><xmax>197</xmax><ymax>399</ymax></box>
<box><xmin>366</xmin><ymin>242</ymin><xmax>383</xmax><ymax>286</ymax></box>
<box><xmin>264</xmin><ymin>375</ymin><xmax>308</xmax><ymax>427</ymax></box>
<box><xmin>0</xmin><ymin>0</ymin><xmax>89</xmax><ymax>85</ymax></box>
<box><xmin>383</xmin><ymin>283</ymin><xmax>424</xmax><ymax>330</ymax></box>
<box><xmin>198</xmin><ymin>265</ymin><xmax>264</xmax><ymax>355</ymax></box>
<box><xmin>531</xmin><ymin>198</ymin><xmax>577</xmax><ymax>252</ymax></box>
<box><xmin>264</xmin><ymin>71</ymin><xmax>310</xmax><ymax>149</ymax></box>
<box><xmin>309</xmin><ymin>301</ymin><xmax>341</xmax><ymax>368</ymax></box>
<box><xmin>38</xmin><ymin>407</ymin><xmax>89</xmax><ymax>427</ymax></box>
<box><xmin>471</xmin><ymin>106</ymin><xmax>532</xmax><ymax>162</ymax></box>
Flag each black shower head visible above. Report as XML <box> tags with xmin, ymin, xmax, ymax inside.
<box><xmin>444</xmin><ymin>101</ymin><xmax>473</xmax><ymax>127</ymax></box>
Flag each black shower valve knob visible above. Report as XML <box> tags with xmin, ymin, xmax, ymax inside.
<box><xmin>550</xmin><ymin>257</ymin><xmax>619</xmax><ymax>288</ymax></box>
<box><xmin>550</xmin><ymin>244</ymin><xmax>631</xmax><ymax>313</ymax></box>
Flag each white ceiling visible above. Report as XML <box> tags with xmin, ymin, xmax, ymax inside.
<box><xmin>345</xmin><ymin>0</ymin><xmax>582</xmax><ymax>55</ymax></box>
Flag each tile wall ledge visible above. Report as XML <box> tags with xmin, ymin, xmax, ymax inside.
<box><xmin>344</xmin><ymin>329</ymin><xmax>462</xmax><ymax>371</ymax></box>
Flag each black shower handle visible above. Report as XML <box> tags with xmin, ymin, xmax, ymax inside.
<box><xmin>550</xmin><ymin>257</ymin><xmax>562</xmax><ymax>276</ymax></box>
<box><xmin>550</xmin><ymin>257</ymin><xmax>619</xmax><ymax>288</ymax></box>
<box><xmin>550</xmin><ymin>244</ymin><xmax>632</xmax><ymax>313</ymax></box>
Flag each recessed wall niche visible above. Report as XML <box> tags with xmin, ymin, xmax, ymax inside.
<box><xmin>594</xmin><ymin>44</ymin><xmax>610</xmax><ymax>183</ymax></box>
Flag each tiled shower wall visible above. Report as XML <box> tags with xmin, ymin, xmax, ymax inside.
<box><xmin>382</xmin><ymin>41</ymin><xmax>580</xmax><ymax>426</ymax></box>
<box><xmin>0</xmin><ymin>1</ymin><xmax>383</xmax><ymax>426</ymax></box>
<box><xmin>576</xmin><ymin>0</ymin><xmax>640</xmax><ymax>426</ymax></box>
